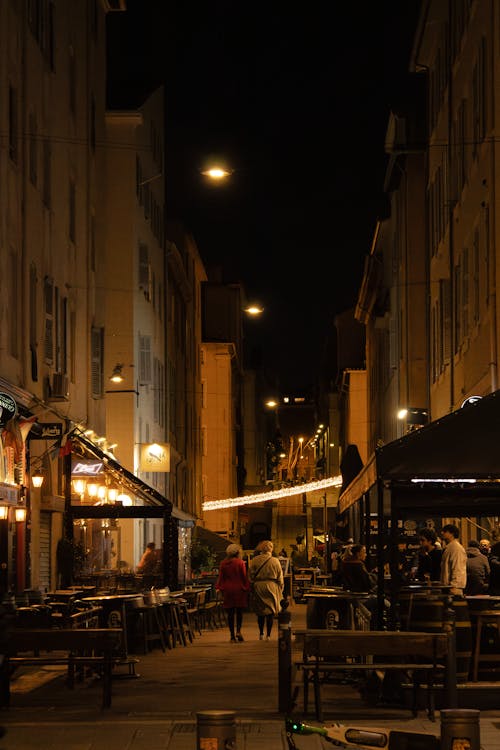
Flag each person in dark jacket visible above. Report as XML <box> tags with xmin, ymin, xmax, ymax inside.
<box><xmin>488</xmin><ymin>542</ymin><xmax>500</xmax><ymax>595</ymax></box>
<box><xmin>340</xmin><ymin>544</ymin><xmax>376</xmax><ymax>592</ymax></box>
<box><xmin>216</xmin><ymin>544</ymin><xmax>250</xmax><ymax>642</ymax></box>
<box><xmin>465</xmin><ymin>540</ymin><xmax>490</xmax><ymax>595</ymax></box>
<box><xmin>413</xmin><ymin>528</ymin><xmax>443</xmax><ymax>582</ymax></box>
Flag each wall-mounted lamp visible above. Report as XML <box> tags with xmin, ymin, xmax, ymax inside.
<box><xmin>397</xmin><ymin>407</ymin><xmax>429</xmax><ymax>425</ymax></box>
<box><xmin>15</xmin><ymin>507</ymin><xmax>27</xmax><ymax>523</ymax></box>
<box><xmin>244</xmin><ymin>304</ymin><xmax>264</xmax><ymax>316</ymax></box>
<box><xmin>31</xmin><ymin>473</ymin><xmax>44</xmax><ymax>488</ymax></box>
<box><xmin>109</xmin><ymin>364</ymin><xmax>124</xmax><ymax>383</ymax></box>
<box><xmin>0</xmin><ymin>506</ymin><xmax>9</xmax><ymax>520</ymax></box>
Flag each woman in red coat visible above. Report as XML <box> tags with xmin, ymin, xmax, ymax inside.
<box><xmin>216</xmin><ymin>544</ymin><xmax>250</xmax><ymax>642</ymax></box>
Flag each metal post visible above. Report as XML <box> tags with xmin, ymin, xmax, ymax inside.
<box><xmin>278</xmin><ymin>599</ymin><xmax>292</xmax><ymax>713</ymax></box>
<box><xmin>440</xmin><ymin>709</ymin><xmax>480</xmax><ymax>750</ymax></box>
<box><xmin>442</xmin><ymin>596</ymin><xmax>458</xmax><ymax>708</ymax></box>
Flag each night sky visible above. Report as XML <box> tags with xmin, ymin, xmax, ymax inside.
<box><xmin>107</xmin><ymin>1</ymin><xmax>421</xmax><ymax>393</ymax></box>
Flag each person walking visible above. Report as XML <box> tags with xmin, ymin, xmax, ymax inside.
<box><xmin>248</xmin><ymin>540</ymin><xmax>284</xmax><ymax>640</ymax></box>
<box><xmin>216</xmin><ymin>543</ymin><xmax>250</xmax><ymax>643</ymax></box>
<box><xmin>440</xmin><ymin>524</ymin><xmax>467</xmax><ymax>595</ymax></box>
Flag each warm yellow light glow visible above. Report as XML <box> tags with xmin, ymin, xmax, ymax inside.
<box><xmin>245</xmin><ymin>305</ymin><xmax>264</xmax><ymax>316</ymax></box>
<box><xmin>117</xmin><ymin>493</ymin><xmax>132</xmax><ymax>506</ymax></box>
<box><xmin>87</xmin><ymin>483</ymin><xmax>99</xmax><ymax>498</ymax></box>
<box><xmin>202</xmin><ymin>475</ymin><xmax>343</xmax><ymax>511</ymax></box>
<box><xmin>397</xmin><ymin>408</ymin><xmax>408</xmax><ymax>420</ymax></box>
<box><xmin>266</xmin><ymin>400</ymin><xmax>278</xmax><ymax>408</ymax></box>
<box><xmin>108</xmin><ymin>488</ymin><xmax>118</xmax><ymax>502</ymax></box>
<box><xmin>109</xmin><ymin>364</ymin><xmax>124</xmax><ymax>383</ymax></box>
<box><xmin>73</xmin><ymin>479</ymin><xmax>86</xmax><ymax>495</ymax></box>
<box><xmin>97</xmin><ymin>486</ymin><xmax>107</xmax><ymax>500</ymax></box>
<box><xmin>202</xmin><ymin>166</ymin><xmax>231</xmax><ymax>180</ymax></box>
<box><xmin>0</xmin><ymin>506</ymin><xmax>9</xmax><ymax>520</ymax></box>
<box><xmin>298</xmin><ymin>437</ymin><xmax>304</xmax><ymax>444</ymax></box>
<box><xmin>32</xmin><ymin>474</ymin><xmax>44</xmax><ymax>488</ymax></box>
<box><xmin>15</xmin><ymin>507</ymin><xmax>27</xmax><ymax>522</ymax></box>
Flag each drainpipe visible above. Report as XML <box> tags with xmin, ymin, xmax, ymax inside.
<box><xmin>487</xmin><ymin>0</ymin><xmax>498</xmax><ymax>392</ymax></box>
<box><xmin>447</xmin><ymin>0</ymin><xmax>455</xmax><ymax>412</ymax></box>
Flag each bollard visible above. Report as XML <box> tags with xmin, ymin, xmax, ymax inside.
<box><xmin>196</xmin><ymin>710</ymin><xmax>236</xmax><ymax>750</ymax></box>
<box><xmin>278</xmin><ymin>598</ymin><xmax>292</xmax><ymax>713</ymax></box>
<box><xmin>440</xmin><ymin>709</ymin><xmax>480</xmax><ymax>750</ymax></box>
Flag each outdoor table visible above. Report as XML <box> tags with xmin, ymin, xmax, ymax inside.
<box><xmin>466</xmin><ymin>596</ymin><xmax>500</xmax><ymax>681</ymax></box>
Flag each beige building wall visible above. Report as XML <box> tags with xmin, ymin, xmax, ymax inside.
<box><xmin>201</xmin><ymin>342</ymin><xmax>238</xmax><ymax>537</ymax></box>
<box><xmin>0</xmin><ymin>1</ymin><xmax>110</xmax><ymax>591</ymax></box>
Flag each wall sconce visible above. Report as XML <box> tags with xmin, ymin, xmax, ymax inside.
<box><xmin>397</xmin><ymin>407</ymin><xmax>429</xmax><ymax>426</ymax></box>
<box><xmin>31</xmin><ymin>473</ymin><xmax>44</xmax><ymax>488</ymax></box>
<box><xmin>15</xmin><ymin>507</ymin><xmax>27</xmax><ymax>522</ymax></box>
<box><xmin>0</xmin><ymin>506</ymin><xmax>9</xmax><ymax>520</ymax></box>
<box><xmin>109</xmin><ymin>364</ymin><xmax>124</xmax><ymax>383</ymax></box>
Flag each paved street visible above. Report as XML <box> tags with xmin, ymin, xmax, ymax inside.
<box><xmin>1</xmin><ymin>601</ymin><xmax>498</xmax><ymax>749</ymax></box>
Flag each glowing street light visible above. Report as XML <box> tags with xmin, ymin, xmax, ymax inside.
<box><xmin>201</xmin><ymin>165</ymin><xmax>233</xmax><ymax>181</ymax></box>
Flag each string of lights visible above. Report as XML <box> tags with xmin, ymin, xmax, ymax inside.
<box><xmin>202</xmin><ymin>475</ymin><xmax>342</xmax><ymax>511</ymax></box>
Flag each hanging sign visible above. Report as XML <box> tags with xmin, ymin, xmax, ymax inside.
<box><xmin>0</xmin><ymin>392</ymin><xmax>17</xmax><ymax>427</ymax></box>
<box><xmin>140</xmin><ymin>442</ymin><xmax>170</xmax><ymax>472</ymax></box>
<box><xmin>30</xmin><ymin>422</ymin><xmax>64</xmax><ymax>439</ymax></box>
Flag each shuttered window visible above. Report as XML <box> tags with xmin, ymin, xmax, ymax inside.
<box><xmin>139</xmin><ymin>335</ymin><xmax>151</xmax><ymax>384</ymax></box>
<box><xmin>44</xmin><ymin>276</ymin><xmax>54</xmax><ymax>363</ymax></box>
<box><xmin>91</xmin><ymin>326</ymin><xmax>104</xmax><ymax>398</ymax></box>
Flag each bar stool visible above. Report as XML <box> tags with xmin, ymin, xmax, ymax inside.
<box><xmin>176</xmin><ymin>597</ymin><xmax>196</xmax><ymax>643</ymax></box>
<box><xmin>471</xmin><ymin>609</ymin><xmax>500</xmax><ymax>680</ymax></box>
<box><xmin>163</xmin><ymin>599</ymin><xmax>186</xmax><ymax>647</ymax></box>
<box><xmin>133</xmin><ymin>595</ymin><xmax>167</xmax><ymax>654</ymax></box>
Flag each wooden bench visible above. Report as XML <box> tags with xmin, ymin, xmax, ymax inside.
<box><xmin>294</xmin><ymin>629</ymin><xmax>449</xmax><ymax>722</ymax></box>
<box><xmin>1</xmin><ymin>628</ymin><xmax>123</xmax><ymax>709</ymax></box>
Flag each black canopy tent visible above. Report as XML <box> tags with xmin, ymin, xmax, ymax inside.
<box><xmin>68</xmin><ymin>432</ymin><xmax>179</xmax><ymax>589</ymax></box>
<box><xmin>338</xmin><ymin>390</ymin><xmax>500</xmax><ymax>626</ymax></box>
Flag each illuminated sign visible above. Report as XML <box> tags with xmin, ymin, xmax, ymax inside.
<box><xmin>139</xmin><ymin>443</ymin><xmax>170</xmax><ymax>472</ymax></box>
<box><xmin>461</xmin><ymin>395</ymin><xmax>482</xmax><ymax>408</ymax></box>
<box><xmin>0</xmin><ymin>392</ymin><xmax>17</xmax><ymax>427</ymax></box>
<box><xmin>71</xmin><ymin>459</ymin><xmax>105</xmax><ymax>477</ymax></box>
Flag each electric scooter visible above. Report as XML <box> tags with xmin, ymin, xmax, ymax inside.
<box><xmin>285</xmin><ymin>718</ymin><xmax>440</xmax><ymax>750</ymax></box>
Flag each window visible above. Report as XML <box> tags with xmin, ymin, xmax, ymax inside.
<box><xmin>138</xmin><ymin>243</ymin><xmax>151</xmax><ymax>300</ymax></box>
<box><xmin>43</xmin><ymin>276</ymin><xmax>54</xmax><ymax>364</ymax></box>
<box><xmin>91</xmin><ymin>326</ymin><xmax>104</xmax><ymax>398</ymax></box>
<box><xmin>139</xmin><ymin>335</ymin><xmax>152</xmax><ymax>384</ymax></box>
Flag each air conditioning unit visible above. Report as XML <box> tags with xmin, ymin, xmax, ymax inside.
<box><xmin>50</xmin><ymin>373</ymin><xmax>69</xmax><ymax>401</ymax></box>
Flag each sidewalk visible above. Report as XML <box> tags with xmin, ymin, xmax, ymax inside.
<box><xmin>1</xmin><ymin>600</ymin><xmax>498</xmax><ymax>749</ymax></box>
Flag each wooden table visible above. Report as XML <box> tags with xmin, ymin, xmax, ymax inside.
<box><xmin>466</xmin><ymin>596</ymin><xmax>500</xmax><ymax>681</ymax></box>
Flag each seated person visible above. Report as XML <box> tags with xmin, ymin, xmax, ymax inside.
<box><xmin>413</xmin><ymin>528</ymin><xmax>443</xmax><ymax>582</ymax></box>
<box><xmin>340</xmin><ymin>544</ymin><xmax>377</xmax><ymax>593</ymax></box>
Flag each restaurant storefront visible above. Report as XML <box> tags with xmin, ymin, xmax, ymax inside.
<box><xmin>338</xmin><ymin>389</ymin><xmax>500</xmax><ymax>626</ymax></box>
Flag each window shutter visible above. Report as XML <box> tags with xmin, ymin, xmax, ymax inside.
<box><xmin>44</xmin><ymin>276</ymin><xmax>54</xmax><ymax>363</ymax></box>
<box><xmin>139</xmin><ymin>335</ymin><xmax>152</xmax><ymax>384</ymax></box>
<box><xmin>138</xmin><ymin>243</ymin><xmax>151</xmax><ymax>300</ymax></box>
<box><xmin>91</xmin><ymin>326</ymin><xmax>104</xmax><ymax>398</ymax></box>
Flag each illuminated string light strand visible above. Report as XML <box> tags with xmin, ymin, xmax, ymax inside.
<box><xmin>202</xmin><ymin>475</ymin><xmax>343</xmax><ymax>511</ymax></box>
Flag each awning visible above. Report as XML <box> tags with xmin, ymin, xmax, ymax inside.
<box><xmin>71</xmin><ymin>432</ymin><xmax>172</xmax><ymax>510</ymax></box>
<box><xmin>172</xmin><ymin>505</ymin><xmax>196</xmax><ymax>527</ymax></box>
<box><xmin>339</xmin><ymin>389</ymin><xmax>500</xmax><ymax>514</ymax></box>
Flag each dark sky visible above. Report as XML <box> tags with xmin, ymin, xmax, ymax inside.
<box><xmin>107</xmin><ymin>1</ymin><xmax>421</xmax><ymax>393</ymax></box>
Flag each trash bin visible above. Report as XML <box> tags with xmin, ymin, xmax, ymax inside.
<box><xmin>196</xmin><ymin>710</ymin><xmax>236</xmax><ymax>750</ymax></box>
<box><xmin>440</xmin><ymin>709</ymin><xmax>480</xmax><ymax>750</ymax></box>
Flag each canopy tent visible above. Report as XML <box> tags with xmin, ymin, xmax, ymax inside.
<box><xmin>339</xmin><ymin>389</ymin><xmax>500</xmax><ymax>517</ymax></box>
<box><xmin>337</xmin><ymin>390</ymin><xmax>500</xmax><ymax>628</ymax></box>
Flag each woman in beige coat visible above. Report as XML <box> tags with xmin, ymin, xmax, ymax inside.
<box><xmin>248</xmin><ymin>540</ymin><xmax>284</xmax><ymax>640</ymax></box>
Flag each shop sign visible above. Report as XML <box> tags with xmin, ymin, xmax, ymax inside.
<box><xmin>139</xmin><ymin>442</ymin><xmax>170</xmax><ymax>472</ymax></box>
<box><xmin>71</xmin><ymin>458</ymin><xmax>104</xmax><ymax>477</ymax></box>
<box><xmin>30</xmin><ymin>422</ymin><xmax>63</xmax><ymax>439</ymax></box>
<box><xmin>0</xmin><ymin>482</ymin><xmax>20</xmax><ymax>504</ymax></box>
<box><xmin>0</xmin><ymin>392</ymin><xmax>17</xmax><ymax>427</ymax></box>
